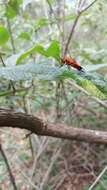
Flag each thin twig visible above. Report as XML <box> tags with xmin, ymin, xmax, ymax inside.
<box><xmin>54</xmin><ymin>174</ymin><xmax>67</xmax><ymax>190</ymax></box>
<box><xmin>0</xmin><ymin>144</ymin><xmax>17</xmax><ymax>190</ymax></box>
<box><xmin>39</xmin><ymin>148</ymin><xmax>61</xmax><ymax>190</ymax></box>
<box><xmin>13</xmin><ymin>157</ymin><xmax>38</xmax><ymax>189</ymax></box>
<box><xmin>91</xmin><ymin>170</ymin><xmax>107</xmax><ymax>190</ymax></box>
<box><xmin>88</xmin><ymin>165</ymin><xmax>107</xmax><ymax>190</ymax></box>
<box><xmin>22</xmin><ymin>95</ymin><xmax>34</xmax><ymax>158</ymax></box>
<box><xmin>56</xmin><ymin>82</ymin><xmax>62</xmax><ymax>119</ymax></box>
<box><xmin>5</xmin><ymin>3</ymin><xmax>17</xmax><ymax>92</ymax></box>
<box><xmin>5</xmin><ymin>3</ymin><xmax>16</xmax><ymax>54</ymax></box>
<box><xmin>76</xmin><ymin>0</ymin><xmax>86</xmax><ymax>13</ymax></box>
<box><xmin>60</xmin><ymin>0</ymin><xmax>66</xmax><ymax>56</ymax></box>
<box><xmin>46</xmin><ymin>0</ymin><xmax>61</xmax><ymax>32</ymax></box>
<box><xmin>0</xmin><ymin>54</ymin><xmax>5</xmax><ymax>66</ymax></box>
<box><xmin>64</xmin><ymin>0</ymin><xmax>98</xmax><ymax>55</ymax></box>
<box><xmin>0</xmin><ymin>86</ymin><xmax>32</xmax><ymax>97</ymax></box>
<box><xmin>61</xmin><ymin>81</ymin><xmax>73</xmax><ymax>120</ymax></box>
<box><xmin>30</xmin><ymin>137</ymin><xmax>49</xmax><ymax>183</ymax></box>
<box><xmin>6</xmin><ymin>17</ymin><xmax>16</xmax><ymax>53</ymax></box>
<box><xmin>82</xmin><ymin>0</ymin><xmax>98</xmax><ymax>13</ymax></box>
<box><xmin>64</xmin><ymin>13</ymin><xmax>81</xmax><ymax>55</ymax></box>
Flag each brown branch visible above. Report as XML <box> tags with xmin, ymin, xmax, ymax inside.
<box><xmin>64</xmin><ymin>13</ymin><xmax>81</xmax><ymax>55</ymax></box>
<box><xmin>0</xmin><ymin>108</ymin><xmax>107</xmax><ymax>144</ymax></box>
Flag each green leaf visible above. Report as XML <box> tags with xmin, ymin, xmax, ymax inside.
<box><xmin>34</xmin><ymin>14</ymin><xmax>75</xmax><ymax>32</ymax></box>
<box><xmin>47</xmin><ymin>0</ymin><xmax>54</xmax><ymax>4</ymax></box>
<box><xmin>0</xmin><ymin>26</ymin><xmax>9</xmax><ymax>45</ymax></box>
<box><xmin>35</xmin><ymin>18</ymin><xmax>48</xmax><ymax>28</ymax></box>
<box><xmin>0</xmin><ymin>63</ymin><xmax>64</xmax><ymax>81</ymax></box>
<box><xmin>85</xmin><ymin>63</ymin><xmax>107</xmax><ymax>72</ymax></box>
<box><xmin>16</xmin><ymin>45</ymin><xmax>47</xmax><ymax>64</ymax></box>
<box><xmin>5</xmin><ymin>5</ymin><xmax>16</xmax><ymax>19</ymax></box>
<box><xmin>46</xmin><ymin>41</ymin><xmax>60</xmax><ymax>61</ymax></box>
<box><xmin>18</xmin><ymin>32</ymin><xmax>31</xmax><ymax>41</ymax></box>
<box><xmin>79</xmin><ymin>71</ymin><xmax>107</xmax><ymax>95</ymax></box>
<box><xmin>77</xmin><ymin>79</ymin><xmax>106</xmax><ymax>99</ymax></box>
<box><xmin>16</xmin><ymin>41</ymin><xmax>60</xmax><ymax>64</ymax></box>
<box><xmin>64</xmin><ymin>14</ymin><xmax>76</xmax><ymax>22</ymax></box>
<box><xmin>0</xmin><ymin>62</ymin><xmax>107</xmax><ymax>99</ymax></box>
<box><xmin>60</xmin><ymin>70</ymin><xmax>107</xmax><ymax>99</ymax></box>
<box><xmin>5</xmin><ymin>0</ymin><xmax>21</xmax><ymax>19</ymax></box>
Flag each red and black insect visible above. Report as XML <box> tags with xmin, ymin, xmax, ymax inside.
<box><xmin>61</xmin><ymin>56</ymin><xmax>84</xmax><ymax>71</ymax></box>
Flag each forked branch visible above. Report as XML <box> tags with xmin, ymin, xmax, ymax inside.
<box><xmin>64</xmin><ymin>0</ymin><xmax>98</xmax><ymax>55</ymax></box>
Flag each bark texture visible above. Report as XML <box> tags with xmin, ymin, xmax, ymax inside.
<box><xmin>0</xmin><ymin>108</ymin><xmax>107</xmax><ymax>144</ymax></box>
